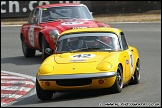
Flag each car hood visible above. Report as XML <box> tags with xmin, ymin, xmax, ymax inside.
<box><xmin>54</xmin><ymin>52</ymin><xmax>118</xmax><ymax>64</ymax></box>
<box><xmin>42</xmin><ymin>20</ymin><xmax>106</xmax><ymax>32</ymax></box>
<box><xmin>40</xmin><ymin>52</ymin><xmax>119</xmax><ymax>75</ymax></box>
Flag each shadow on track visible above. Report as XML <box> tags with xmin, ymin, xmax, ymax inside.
<box><xmin>1</xmin><ymin>54</ymin><xmax>43</xmax><ymax>65</ymax></box>
<box><xmin>11</xmin><ymin>89</ymin><xmax>115</xmax><ymax>106</ymax></box>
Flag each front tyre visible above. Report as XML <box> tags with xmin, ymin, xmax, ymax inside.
<box><xmin>42</xmin><ymin>36</ymin><xmax>50</xmax><ymax>61</ymax></box>
<box><xmin>36</xmin><ymin>79</ymin><xmax>53</xmax><ymax>101</ymax></box>
<box><xmin>21</xmin><ymin>36</ymin><xmax>35</xmax><ymax>57</ymax></box>
<box><xmin>109</xmin><ymin>65</ymin><xmax>123</xmax><ymax>93</ymax></box>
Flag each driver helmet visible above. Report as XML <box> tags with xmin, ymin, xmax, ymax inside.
<box><xmin>67</xmin><ymin>37</ymin><xmax>79</xmax><ymax>46</ymax></box>
<box><xmin>42</xmin><ymin>9</ymin><xmax>50</xmax><ymax>17</ymax></box>
<box><xmin>100</xmin><ymin>36</ymin><xmax>110</xmax><ymax>44</ymax></box>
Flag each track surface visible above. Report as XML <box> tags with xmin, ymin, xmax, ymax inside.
<box><xmin>1</xmin><ymin>22</ymin><xmax>161</xmax><ymax>107</ymax></box>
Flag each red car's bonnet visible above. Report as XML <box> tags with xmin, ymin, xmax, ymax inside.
<box><xmin>40</xmin><ymin>19</ymin><xmax>108</xmax><ymax>32</ymax></box>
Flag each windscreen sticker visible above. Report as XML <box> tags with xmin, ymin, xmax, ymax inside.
<box><xmin>70</xmin><ymin>54</ymin><xmax>96</xmax><ymax>59</ymax></box>
<box><xmin>43</xmin><ymin>8</ymin><xmax>47</xmax><ymax>10</ymax></box>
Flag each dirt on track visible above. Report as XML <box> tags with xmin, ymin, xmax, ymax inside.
<box><xmin>1</xmin><ymin>10</ymin><xmax>161</xmax><ymax>25</ymax></box>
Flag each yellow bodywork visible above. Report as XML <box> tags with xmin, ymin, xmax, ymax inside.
<box><xmin>59</xmin><ymin>27</ymin><xmax>122</xmax><ymax>36</ymax></box>
<box><xmin>36</xmin><ymin>28</ymin><xmax>140</xmax><ymax>91</ymax></box>
<box><xmin>38</xmin><ymin>77</ymin><xmax>116</xmax><ymax>91</ymax></box>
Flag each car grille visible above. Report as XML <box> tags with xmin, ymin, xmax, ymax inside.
<box><xmin>56</xmin><ymin>78</ymin><xmax>92</xmax><ymax>86</ymax></box>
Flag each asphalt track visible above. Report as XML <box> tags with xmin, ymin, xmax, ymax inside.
<box><xmin>1</xmin><ymin>22</ymin><xmax>161</xmax><ymax>107</ymax></box>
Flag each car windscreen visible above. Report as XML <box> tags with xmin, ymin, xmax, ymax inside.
<box><xmin>56</xmin><ymin>32</ymin><xmax>121</xmax><ymax>53</ymax></box>
<box><xmin>41</xmin><ymin>6</ymin><xmax>93</xmax><ymax>22</ymax></box>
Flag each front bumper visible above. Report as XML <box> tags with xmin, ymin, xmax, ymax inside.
<box><xmin>37</xmin><ymin>72</ymin><xmax>117</xmax><ymax>91</ymax></box>
<box><xmin>37</xmin><ymin>72</ymin><xmax>116</xmax><ymax>80</ymax></box>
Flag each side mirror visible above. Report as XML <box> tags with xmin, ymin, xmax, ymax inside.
<box><xmin>45</xmin><ymin>48</ymin><xmax>53</xmax><ymax>55</ymax></box>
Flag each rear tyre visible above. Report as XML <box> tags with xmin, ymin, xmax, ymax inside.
<box><xmin>109</xmin><ymin>65</ymin><xmax>123</xmax><ymax>93</ymax></box>
<box><xmin>36</xmin><ymin>79</ymin><xmax>53</xmax><ymax>101</ymax></box>
<box><xmin>42</xmin><ymin>36</ymin><xmax>50</xmax><ymax>61</ymax></box>
<box><xmin>21</xmin><ymin>36</ymin><xmax>35</xmax><ymax>57</ymax></box>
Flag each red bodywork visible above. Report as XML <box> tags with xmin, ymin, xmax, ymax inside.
<box><xmin>20</xmin><ymin>3</ymin><xmax>110</xmax><ymax>51</ymax></box>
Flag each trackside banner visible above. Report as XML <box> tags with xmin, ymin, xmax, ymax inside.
<box><xmin>1</xmin><ymin>1</ymin><xmax>161</xmax><ymax>18</ymax></box>
<box><xmin>1</xmin><ymin>1</ymin><xmax>91</xmax><ymax>18</ymax></box>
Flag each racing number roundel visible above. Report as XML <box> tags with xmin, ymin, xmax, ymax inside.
<box><xmin>128</xmin><ymin>51</ymin><xmax>134</xmax><ymax>74</ymax></box>
<box><xmin>28</xmin><ymin>26</ymin><xmax>34</xmax><ymax>47</ymax></box>
<box><xmin>70</xmin><ymin>54</ymin><xmax>96</xmax><ymax>59</ymax></box>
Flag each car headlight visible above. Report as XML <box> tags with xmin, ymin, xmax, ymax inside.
<box><xmin>96</xmin><ymin>62</ymin><xmax>112</xmax><ymax>71</ymax></box>
<box><xmin>39</xmin><ymin>64</ymin><xmax>54</xmax><ymax>74</ymax></box>
<box><xmin>49</xmin><ymin>30</ymin><xmax>59</xmax><ymax>38</ymax></box>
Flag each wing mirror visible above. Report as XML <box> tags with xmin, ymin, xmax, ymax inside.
<box><xmin>45</xmin><ymin>48</ymin><xmax>53</xmax><ymax>55</ymax></box>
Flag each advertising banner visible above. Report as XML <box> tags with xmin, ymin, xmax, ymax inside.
<box><xmin>1</xmin><ymin>1</ymin><xmax>91</xmax><ymax>18</ymax></box>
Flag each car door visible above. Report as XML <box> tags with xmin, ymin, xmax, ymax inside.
<box><xmin>119</xmin><ymin>32</ymin><xmax>134</xmax><ymax>80</ymax></box>
<box><xmin>27</xmin><ymin>8</ymin><xmax>41</xmax><ymax>49</ymax></box>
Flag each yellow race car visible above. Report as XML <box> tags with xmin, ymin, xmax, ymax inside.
<box><xmin>36</xmin><ymin>28</ymin><xmax>140</xmax><ymax>100</ymax></box>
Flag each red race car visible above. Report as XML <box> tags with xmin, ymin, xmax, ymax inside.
<box><xmin>20</xmin><ymin>3</ymin><xmax>111</xmax><ymax>61</ymax></box>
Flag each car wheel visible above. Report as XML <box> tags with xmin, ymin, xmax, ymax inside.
<box><xmin>21</xmin><ymin>36</ymin><xmax>35</xmax><ymax>57</ymax></box>
<box><xmin>129</xmin><ymin>59</ymin><xmax>140</xmax><ymax>85</ymax></box>
<box><xmin>36</xmin><ymin>79</ymin><xmax>53</xmax><ymax>101</ymax></box>
<box><xmin>42</xmin><ymin>36</ymin><xmax>50</xmax><ymax>61</ymax></box>
<box><xmin>109</xmin><ymin>65</ymin><xmax>123</xmax><ymax>93</ymax></box>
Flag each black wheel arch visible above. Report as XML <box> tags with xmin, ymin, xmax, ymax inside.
<box><xmin>38</xmin><ymin>32</ymin><xmax>43</xmax><ymax>51</ymax></box>
<box><xmin>38</xmin><ymin>32</ymin><xmax>50</xmax><ymax>51</ymax></box>
<box><xmin>20</xmin><ymin>33</ymin><xmax>24</xmax><ymax>41</ymax></box>
<box><xmin>118</xmin><ymin>63</ymin><xmax>123</xmax><ymax>74</ymax></box>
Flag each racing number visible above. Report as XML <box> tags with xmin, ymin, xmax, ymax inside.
<box><xmin>71</xmin><ymin>54</ymin><xmax>95</xmax><ymax>59</ymax></box>
<box><xmin>73</xmin><ymin>54</ymin><xmax>91</xmax><ymax>58</ymax></box>
<box><xmin>128</xmin><ymin>51</ymin><xmax>134</xmax><ymax>74</ymax></box>
<box><xmin>28</xmin><ymin>26</ymin><xmax>34</xmax><ymax>47</ymax></box>
<box><xmin>130</xmin><ymin>54</ymin><xmax>133</xmax><ymax>67</ymax></box>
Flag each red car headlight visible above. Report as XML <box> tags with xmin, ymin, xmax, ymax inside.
<box><xmin>49</xmin><ymin>30</ymin><xmax>59</xmax><ymax>39</ymax></box>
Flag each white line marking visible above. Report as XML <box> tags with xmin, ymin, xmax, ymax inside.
<box><xmin>1</xmin><ymin>70</ymin><xmax>35</xmax><ymax>81</ymax></box>
<box><xmin>1</xmin><ymin>25</ymin><xmax>22</xmax><ymax>27</ymax></box>
<box><xmin>1</xmin><ymin>73</ymin><xmax>9</xmax><ymax>75</ymax></box>
<box><xmin>1</xmin><ymin>76</ymin><xmax>27</xmax><ymax>79</ymax></box>
<box><xmin>1</xmin><ymin>22</ymin><xmax>161</xmax><ymax>27</ymax></box>
<box><xmin>1</xmin><ymin>102</ymin><xmax>7</xmax><ymax>106</ymax></box>
<box><xmin>1</xmin><ymin>94</ymin><xmax>23</xmax><ymax>99</ymax></box>
<box><xmin>1</xmin><ymin>86</ymin><xmax>32</xmax><ymax>92</ymax></box>
<box><xmin>1</xmin><ymin>80</ymin><xmax>35</xmax><ymax>85</ymax></box>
